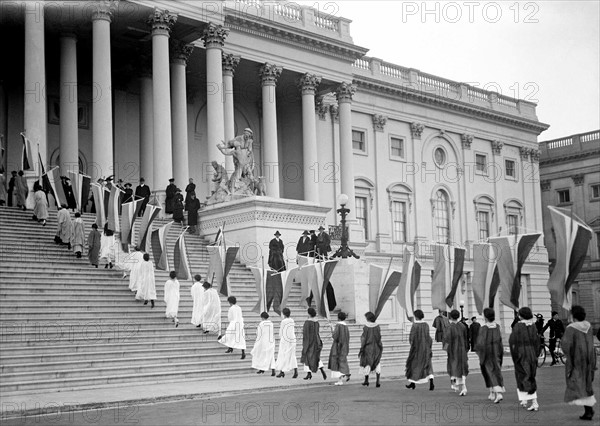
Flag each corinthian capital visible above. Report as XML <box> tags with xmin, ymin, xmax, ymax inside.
<box><xmin>491</xmin><ymin>140</ymin><xmax>503</xmax><ymax>154</ymax></box>
<box><xmin>147</xmin><ymin>8</ymin><xmax>178</xmax><ymax>35</ymax></box>
<box><xmin>461</xmin><ymin>134</ymin><xmax>473</xmax><ymax>150</ymax></box>
<box><xmin>411</xmin><ymin>122</ymin><xmax>424</xmax><ymax>139</ymax></box>
<box><xmin>222</xmin><ymin>53</ymin><xmax>241</xmax><ymax>76</ymax></box>
<box><xmin>372</xmin><ymin>114</ymin><xmax>388</xmax><ymax>132</ymax></box>
<box><xmin>259</xmin><ymin>63</ymin><xmax>282</xmax><ymax>86</ymax></box>
<box><xmin>170</xmin><ymin>40</ymin><xmax>194</xmax><ymax>66</ymax></box>
<box><xmin>202</xmin><ymin>22</ymin><xmax>229</xmax><ymax>48</ymax></box>
<box><xmin>335</xmin><ymin>82</ymin><xmax>356</xmax><ymax>103</ymax></box>
<box><xmin>91</xmin><ymin>0</ymin><xmax>118</xmax><ymax>22</ymax></box>
<box><xmin>297</xmin><ymin>73</ymin><xmax>322</xmax><ymax>95</ymax></box>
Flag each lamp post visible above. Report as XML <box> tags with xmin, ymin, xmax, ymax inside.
<box><xmin>332</xmin><ymin>193</ymin><xmax>360</xmax><ymax>259</ymax></box>
<box><xmin>459</xmin><ymin>299</ymin><xmax>465</xmax><ymax>321</ymax></box>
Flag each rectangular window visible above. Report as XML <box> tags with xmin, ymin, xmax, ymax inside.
<box><xmin>475</xmin><ymin>154</ymin><xmax>487</xmax><ymax>173</ymax></box>
<box><xmin>591</xmin><ymin>184</ymin><xmax>600</xmax><ymax>200</ymax></box>
<box><xmin>355</xmin><ymin>196</ymin><xmax>368</xmax><ymax>239</ymax></box>
<box><xmin>505</xmin><ymin>159</ymin><xmax>515</xmax><ymax>178</ymax></box>
<box><xmin>352</xmin><ymin>130</ymin><xmax>365</xmax><ymax>152</ymax></box>
<box><xmin>390</xmin><ymin>137</ymin><xmax>404</xmax><ymax>158</ymax></box>
<box><xmin>508</xmin><ymin>214</ymin><xmax>518</xmax><ymax>235</ymax></box>
<box><xmin>392</xmin><ymin>201</ymin><xmax>407</xmax><ymax>242</ymax></box>
<box><xmin>558</xmin><ymin>189</ymin><xmax>571</xmax><ymax>204</ymax></box>
<box><xmin>478</xmin><ymin>211</ymin><xmax>490</xmax><ymax>240</ymax></box>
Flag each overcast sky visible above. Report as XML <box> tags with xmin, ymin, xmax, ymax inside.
<box><xmin>299</xmin><ymin>0</ymin><xmax>600</xmax><ymax>141</ymax></box>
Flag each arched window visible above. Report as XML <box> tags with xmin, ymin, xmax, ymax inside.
<box><xmin>387</xmin><ymin>184</ymin><xmax>413</xmax><ymax>243</ymax></box>
<box><xmin>503</xmin><ymin>199</ymin><xmax>524</xmax><ymax>235</ymax></box>
<box><xmin>473</xmin><ymin>195</ymin><xmax>495</xmax><ymax>241</ymax></box>
<box><xmin>434</xmin><ymin>189</ymin><xmax>450</xmax><ymax>244</ymax></box>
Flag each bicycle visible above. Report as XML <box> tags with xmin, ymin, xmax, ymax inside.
<box><xmin>537</xmin><ymin>336</ymin><xmax>565</xmax><ymax>367</ymax></box>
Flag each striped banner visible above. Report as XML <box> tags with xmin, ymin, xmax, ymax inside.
<box><xmin>174</xmin><ymin>231</ymin><xmax>191</xmax><ymax>280</ymax></box>
<box><xmin>472</xmin><ymin>243</ymin><xmax>501</xmax><ymax>315</ymax></box>
<box><xmin>20</xmin><ymin>133</ymin><xmax>33</xmax><ymax>171</ymax></box>
<box><xmin>206</xmin><ymin>244</ymin><xmax>225</xmax><ymax>291</ymax></box>
<box><xmin>369</xmin><ymin>262</ymin><xmax>403</xmax><ymax>320</ymax></box>
<box><xmin>547</xmin><ymin>206</ymin><xmax>593</xmax><ymax>310</ymax></box>
<box><xmin>107</xmin><ymin>185</ymin><xmax>123</xmax><ymax>233</ymax></box>
<box><xmin>489</xmin><ymin>233</ymin><xmax>540</xmax><ymax>310</ymax></box>
<box><xmin>68</xmin><ymin>171</ymin><xmax>82</xmax><ymax>211</ymax></box>
<box><xmin>120</xmin><ymin>199</ymin><xmax>142</xmax><ymax>250</ymax></box>
<box><xmin>396</xmin><ymin>248</ymin><xmax>421</xmax><ymax>321</ymax></box>
<box><xmin>150</xmin><ymin>222</ymin><xmax>172</xmax><ymax>271</ymax></box>
<box><xmin>137</xmin><ymin>203</ymin><xmax>161</xmax><ymax>252</ymax></box>
<box><xmin>275</xmin><ymin>267</ymin><xmax>300</xmax><ymax>312</ymax></box>
<box><xmin>431</xmin><ymin>244</ymin><xmax>466</xmax><ymax>311</ymax></box>
<box><xmin>91</xmin><ymin>182</ymin><xmax>106</xmax><ymax>226</ymax></box>
<box><xmin>314</xmin><ymin>260</ymin><xmax>338</xmax><ymax>319</ymax></box>
<box><xmin>221</xmin><ymin>246</ymin><xmax>239</xmax><ymax>297</ymax></box>
<box><xmin>43</xmin><ymin>166</ymin><xmax>67</xmax><ymax>209</ymax></box>
<box><xmin>296</xmin><ymin>255</ymin><xmax>315</xmax><ymax>308</ymax></box>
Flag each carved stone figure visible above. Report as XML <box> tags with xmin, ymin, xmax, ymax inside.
<box><xmin>211</xmin><ymin>161</ymin><xmax>228</xmax><ymax>195</ymax></box>
<box><xmin>217</xmin><ymin>128</ymin><xmax>255</xmax><ymax>192</ymax></box>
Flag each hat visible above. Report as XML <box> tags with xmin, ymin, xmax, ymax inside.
<box><xmin>310</xmin><ymin>230</ymin><xmax>315</xmax><ymax>234</ymax></box>
<box><xmin>535</xmin><ymin>313</ymin><xmax>543</xmax><ymax>318</ymax></box>
<box><xmin>117</xmin><ymin>179</ymin><xmax>123</xmax><ymax>184</ymax></box>
<box><xmin>551</xmin><ymin>311</ymin><xmax>558</xmax><ymax>317</ymax></box>
<box><xmin>124</xmin><ymin>182</ymin><xmax>132</xmax><ymax>187</ymax></box>
<box><xmin>106</xmin><ymin>175</ymin><xmax>114</xmax><ymax>182</ymax></box>
<box><xmin>169</xmin><ymin>178</ymin><xmax>175</xmax><ymax>182</ymax></box>
<box><xmin>139</xmin><ymin>177</ymin><xmax>145</xmax><ymax>182</ymax></box>
<box><xmin>302</xmin><ymin>230</ymin><xmax>309</xmax><ymax>235</ymax></box>
<box><xmin>244</xmin><ymin>128</ymin><xmax>253</xmax><ymax>134</ymax></box>
<box><xmin>318</xmin><ymin>225</ymin><xmax>325</xmax><ymax>231</ymax></box>
<box><xmin>274</xmin><ymin>231</ymin><xmax>281</xmax><ymax>237</ymax></box>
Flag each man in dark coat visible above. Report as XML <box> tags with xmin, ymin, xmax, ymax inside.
<box><xmin>475</xmin><ymin>308</ymin><xmax>505</xmax><ymax>403</ymax></box>
<box><xmin>122</xmin><ymin>183</ymin><xmax>134</xmax><ymax>204</ymax></box>
<box><xmin>405</xmin><ymin>309</ymin><xmax>434</xmax><ymax>390</ymax></box>
<box><xmin>328</xmin><ymin>312</ymin><xmax>350</xmax><ymax>385</ymax></box>
<box><xmin>63</xmin><ymin>177</ymin><xmax>77</xmax><ymax>210</ymax></box>
<box><xmin>443</xmin><ymin>309</ymin><xmax>469</xmax><ymax>396</ymax></box>
<box><xmin>309</xmin><ymin>230</ymin><xmax>317</xmax><ymax>257</ymax></box>
<box><xmin>135</xmin><ymin>178</ymin><xmax>151</xmax><ymax>217</ymax></box>
<box><xmin>315</xmin><ymin>225</ymin><xmax>331</xmax><ymax>259</ymax></box>
<box><xmin>509</xmin><ymin>306</ymin><xmax>539</xmax><ymax>411</ymax></box>
<box><xmin>165</xmin><ymin>178</ymin><xmax>177</xmax><ymax>214</ymax></box>
<box><xmin>469</xmin><ymin>316</ymin><xmax>481</xmax><ymax>352</ymax></box>
<box><xmin>184</xmin><ymin>178</ymin><xmax>196</xmax><ymax>207</ymax></box>
<box><xmin>7</xmin><ymin>170</ymin><xmax>16</xmax><ymax>206</ymax></box>
<box><xmin>186</xmin><ymin>192</ymin><xmax>201</xmax><ymax>234</ymax></box>
<box><xmin>268</xmin><ymin>231</ymin><xmax>286</xmax><ymax>272</ymax></box>
<box><xmin>432</xmin><ymin>310</ymin><xmax>449</xmax><ymax>343</ymax></box>
<box><xmin>296</xmin><ymin>230</ymin><xmax>313</xmax><ymax>259</ymax></box>
<box><xmin>359</xmin><ymin>311</ymin><xmax>383</xmax><ymax>387</ymax></box>
<box><xmin>172</xmin><ymin>189</ymin><xmax>185</xmax><ymax>223</ymax></box>
<box><xmin>542</xmin><ymin>310</ymin><xmax>565</xmax><ymax>366</ymax></box>
<box><xmin>300</xmin><ymin>308</ymin><xmax>326</xmax><ymax>380</ymax></box>
<box><xmin>562</xmin><ymin>305</ymin><xmax>597</xmax><ymax>420</ymax></box>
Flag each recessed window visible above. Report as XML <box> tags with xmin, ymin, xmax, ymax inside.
<box><xmin>392</xmin><ymin>201</ymin><xmax>407</xmax><ymax>242</ymax></box>
<box><xmin>558</xmin><ymin>189</ymin><xmax>571</xmax><ymax>204</ymax></box>
<box><xmin>476</xmin><ymin>154</ymin><xmax>487</xmax><ymax>173</ymax></box>
<box><xmin>591</xmin><ymin>184</ymin><xmax>600</xmax><ymax>200</ymax></box>
<box><xmin>434</xmin><ymin>190</ymin><xmax>450</xmax><ymax>244</ymax></box>
<box><xmin>390</xmin><ymin>137</ymin><xmax>404</xmax><ymax>159</ymax></box>
<box><xmin>352</xmin><ymin>130</ymin><xmax>365</xmax><ymax>152</ymax></box>
<box><xmin>507</xmin><ymin>214</ymin><xmax>519</xmax><ymax>235</ymax></box>
<box><xmin>505</xmin><ymin>159</ymin><xmax>515</xmax><ymax>178</ymax></box>
<box><xmin>434</xmin><ymin>148</ymin><xmax>446</xmax><ymax>166</ymax></box>
<box><xmin>477</xmin><ymin>211</ymin><xmax>490</xmax><ymax>241</ymax></box>
<box><xmin>355</xmin><ymin>196</ymin><xmax>368</xmax><ymax>239</ymax></box>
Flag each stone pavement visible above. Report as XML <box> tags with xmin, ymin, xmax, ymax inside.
<box><xmin>0</xmin><ymin>354</ymin><xmax>515</xmax><ymax>420</ymax></box>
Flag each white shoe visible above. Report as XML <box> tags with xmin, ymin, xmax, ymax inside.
<box><xmin>488</xmin><ymin>393</ymin><xmax>495</xmax><ymax>401</ymax></box>
<box><xmin>459</xmin><ymin>388</ymin><xmax>467</xmax><ymax>396</ymax></box>
<box><xmin>493</xmin><ymin>394</ymin><xmax>503</xmax><ymax>404</ymax></box>
<box><xmin>527</xmin><ymin>402</ymin><xmax>539</xmax><ymax>411</ymax></box>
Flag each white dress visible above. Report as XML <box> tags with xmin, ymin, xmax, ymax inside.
<box><xmin>190</xmin><ymin>282</ymin><xmax>204</xmax><ymax>326</ymax></box>
<box><xmin>275</xmin><ymin>317</ymin><xmax>298</xmax><ymax>372</ymax></box>
<box><xmin>218</xmin><ymin>304</ymin><xmax>246</xmax><ymax>349</ymax></box>
<box><xmin>135</xmin><ymin>260</ymin><xmax>156</xmax><ymax>301</ymax></box>
<box><xmin>128</xmin><ymin>251</ymin><xmax>146</xmax><ymax>292</ymax></box>
<box><xmin>164</xmin><ymin>279</ymin><xmax>180</xmax><ymax>319</ymax></box>
<box><xmin>201</xmin><ymin>288</ymin><xmax>222</xmax><ymax>334</ymax></box>
<box><xmin>251</xmin><ymin>320</ymin><xmax>276</xmax><ymax>370</ymax></box>
<box><xmin>100</xmin><ymin>233</ymin><xmax>115</xmax><ymax>262</ymax></box>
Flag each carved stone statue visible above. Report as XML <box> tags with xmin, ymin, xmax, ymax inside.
<box><xmin>211</xmin><ymin>161</ymin><xmax>228</xmax><ymax>195</ymax></box>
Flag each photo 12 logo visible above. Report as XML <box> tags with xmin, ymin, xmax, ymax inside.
<box><xmin>401</xmin><ymin>2</ymin><xmax>540</xmax><ymax>24</ymax></box>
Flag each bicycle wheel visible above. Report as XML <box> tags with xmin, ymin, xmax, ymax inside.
<box><xmin>537</xmin><ymin>345</ymin><xmax>546</xmax><ymax>367</ymax></box>
<box><xmin>556</xmin><ymin>343</ymin><xmax>566</xmax><ymax>365</ymax></box>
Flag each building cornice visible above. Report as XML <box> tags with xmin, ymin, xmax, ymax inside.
<box><xmin>353</xmin><ymin>76</ymin><xmax>550</xmax><ymax>135</ymax></box>
<box><xmin>539</xmin><ymin>149</ymin><xmax>600</xmax><ymax>166</ymax></box>
<box><xmin>224</xmin><ymin>14</ymin><xmax>368</xmax><ymax>63</ymax></box>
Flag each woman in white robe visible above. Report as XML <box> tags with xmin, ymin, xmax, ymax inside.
<box><xmin>201</xmin><ymin>282</ymin><xmax>222</xmax><ymax>334</ymax></box>
<box><xmin>127</xmin><ymin>248</ymin><xmax>146</xmax><ymax>291</ymax></box>
<box><xmin>164</xmin><ymin>271</ymin><xmax>180</xmax><ymax>326</ymax></box>
<box><xmin>71</xmin><ymin>213</ymin><xmax>85</xmax><ymax>257</ymax></box>
<box><xmin>275</xmin><ymin>308</ymin><xmax>298</xmax><ymax>378</ymax></box>
<box><xmin>32</xmin><ymin>186</ymin><xmax>48</xmax><ymax>225</ymax></box>
<box><xmin>99</xmin><ymin>223</ymin><xmax>115</xmax><ymax>269</ymax></box>
<box><xmin>218</xmin><ymin>296</ymin><xmax>246</xmax><ymax>359</ymax></box>
<box><xmin>251</xmin><ymin>312</ymin><xmax>276</xmax><ymax>375</ymax></box>
<box><xmin>55</xmin><ymin>205</ymin><xmax>73</xmax><ymax>248</ymax></box>
<box><xmin>191</xmin><ymin>275</ymin><xmax>205</xmax><ymax>327</ymax></box>
<box><xmin>135</xmin><ymin>253</ymin><xmax>156</xmax><ymax>307</ymax></box>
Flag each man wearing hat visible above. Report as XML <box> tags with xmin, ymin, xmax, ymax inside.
<box><xmin>542</xmin><ymin>311</ymin><xmax>565</xmax><ymax>365</ymax></box>
<box><xmin>296</xmin><ymin>230</ymin><xmax>313</xmax><ymax>260</ymax></box>
<box><xmin>122</xmin><ymin>182</ymin><xmax>134</xmax><ymax>204</ymax></box>
<box><xmin>268</xmin><ymin>231</ymin><xmax>286</xmax><ymax>272</ymax></box>
<box><xmin>315</xmin><ymin>225</ymin><xmax>331</xmax><ymax>259</ymax></box>
<box><xmin>135</xmin><ymin>178</ymin><xmax>151</xmax><ymax>217</ymax></box>
<box><xmin>165</xmin><ymin>178</ymin><xmax>177</xmax><ymax>214</ymax></box>
<box><xmin>62</xmin><ymin>176</ymin><xmax>77</xmax><ymax>211</ymax></box>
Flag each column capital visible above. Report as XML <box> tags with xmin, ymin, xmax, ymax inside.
<box><xmin>530</xmin><ymin>148</ymin><xmax>541</xmax><ymax>162</ymax></box>
<box><xmin>410</xmin><ymin>122</ymin><xmax>424</xmax><ymax>139</ymax></box>
<box><xmin>372</xmin><ymin>114</ymin><xmax>388</xmax><ymax>132</ymax></box>
<box><xmin>222</xmin><ymin>53</ymin><xmax>241</xmax><ymax>76</ymax></box>
<box><xmin>519</xmin><ymin>146</ymin><xmax>530</xmax><ymax>159</ymax></box>
<box><xmin>335</xmin><ymin>82</ymin><xmax>356</xmax><ymax>103</ymax></box>
<box><xmin>259</xmin><ymin>63</ymin><xmax>282</xmax><ymax>86</ymax></box>
<box><xmin>297</xmin><ymin>73</ymin><xmax>321</xmax><ymax>95</ymax></box>
<box><xmin>91</xmin><ymin>0</ymin><xmax>118</xmax><ymax>22</ymax></box>
<box><xmin>315</xmin><ymin>96</ymin><xmax>329</xmax><ymax>120</ymax></box>
<box><xmin>329</xmin><ymin>104</ymin><xmax>339</xmax><ymax>122</ymax></box>
<box><xmin>491</xmin><ymin>140</ymin><xmax>503</xmax><ymax>154</ymax></box>
<box><xmin>170</xmin><ymin>40</ymin><xmax>194</xmax><ymax>66</ymax></box>
<box><xmin>147</xmin><ymin>8</ymin><xmax>178</xmax><ymax>35</ymax></box>
<box><xmin>202</xmin><ymin>22</ymin><xmax>229</xmax><ymax>48</ymax></box>
<box><xmin>461</xmin><ymin>133</ymin><xmax>473</xmax><ymax>149</ymax></box>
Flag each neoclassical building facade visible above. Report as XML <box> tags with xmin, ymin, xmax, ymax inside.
<box><xmin>0</xmin><ymin>0</ymin><xmax>551</xmax><ymax>328</ymax></box>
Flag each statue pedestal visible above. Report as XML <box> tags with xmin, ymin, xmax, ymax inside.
<box><xmin>198</xmin><ymin>196</ymin><xmax>330</xmax><ymax>266</ymax></box>
<box><xmin>328</xmin><ymin>258</ymin><xmax>370</xmax><ymax>324</ymax></box>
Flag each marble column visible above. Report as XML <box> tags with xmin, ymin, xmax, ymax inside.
<box><xmin>170</xmin><ymin>41</ymin><xmax>194</xmax><ymax>188</ymax></box>
<box><xmin>297</xmin><ymin>73</ymin><xmax>321</xmax><ymax>204</ymax></box>
<box><xmin>24</xmin><ymin>0</ymin><xmax>47</xmax><ymax>179</ymax></box>
<box><xmin>202</xmin><ymin>23</ymin><xmax>228</xmax><ymax>179</ymax></box>
<box><xmin>147</xmin><ymin>9</ymin><xmax>177</xmax><ymax>193</ymax></box>
<box><xmin>336</xmin><ymin>82</ymin><xmax>357</xmax><ymax>220</ymax></box>
<box><xmin>222</xmin><ymin>52</ymin><xmax>240</xmax><ymax>176</ymax></box>
<box><xmin>259</xmin><ymin>63</ymin><xmax>282</xmax><ymax>198</ymax></box>
<box><xmin>59</xmin><ymin>33</ymin><xmax>79</xmax><ymax>176</ymax></box>
<box><xmin>91</xmin><ymin>2</ymin><xmax>115</xmax><ymax>181</ymax></box>
<box><xmin>138</xmin><ymin>56</ymin><xmax>154</xmax><ymax>187</ymax></box>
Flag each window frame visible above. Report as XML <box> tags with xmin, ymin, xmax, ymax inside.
<box><xmin>473</xmin><ymin>195</ymin><xmax>495</xmax><ymax>242</ymax></box>
<box><xmin>504</xmin><ymin>158</ymin><xmax>518</xmax><ymax>181</ymax></box>
<box><xmin>389</xmin><ymin>135</ymin><xmax>406</xmax><ymax>161</ymax></box>
<box><xmin>590</xmin><ymin>183</ymin><xmax>600</xmax><ymax>201</ymax></box>
<box><xmin>355</xmin><ymin>195</ymin><xmax>369</xmax><ymax>240</ymax></box>
<box><xmin>503</xmin><ymin>199</ymin><xmax>523</xmax><ymax>236</ymax></box>
<box><xmin>432</xmin><ymin>189</ymin><xmax>451</xmax><ymax>244</ymax></box>
<box><xmin>557</xmin><ymin>188</ymin><xmax>572</xmax><ymax>205</ymax></box>
<box><xmin>474</xmin><ymin>152</ymin><xmax>488</xmax><ymax>175</ymax></box>
<box><xmin>391</xmin><ymin>200</ymin><xmax>408</xmax><ymax>243</ymax></box>
<box><xmin>352</xmin><ymin>128</ymin><xmax>368</xmax><ymax>155</ymax></box>
<box><xmin>388</xmin><ymin>184</ymin><xmax>413</xmax><ymax>244</ymax></box>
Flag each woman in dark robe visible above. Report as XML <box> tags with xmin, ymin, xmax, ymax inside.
<box><xmin>405</xmin><ymin>309</ymin><xmax>434</xmax><ymax>390</ymax></box>
<box><xmin>562</xmin><ymin>305</ymin><xmax>596</xmax><ymax>420</ymax></box>
<box><xmin>300</xmin><ymin>307</ymin><xmax>326</xmax><ymax>380</ymax></box>
<box><xmin>186</xmin><ymin>192</ymin><xmax>201</xmax><ymax>234</ymax></box>
<box><xmin>268</xmin><ymin>231</ymin><xmax>286</xmax><ymax>272</ymax></box>
<box><xmin>328</xmin><ymin>312</ymin><xmax>350</xmax><ymax>385</ymax></box>
<box><xmin>165</xmin><ymin>179</ymin><xmax>176</xmax><ymax>214</ymax></box>
<box><xmin>172</xmin><ymin>189</ymin><xmax>185</xmax><ymax>224</ymax></box>
<box><xmin>359</xmin><ymin>311</ymin><xmax>383</xmax><ymax>388</ymax></box>
<box><xmin>509</xmin><ymin>306</ymin><xmax>539</xmax><ymax>411</ymax></box>
<box><xmin>87</xmin><ymin>223</ymin><xmax>101</xmax><ymax>268</ymax></box>
<box><xmin>443</xmin><ymin>309</ymin><xmax>469</xmax><ymax>396</ymax></box>
<box><xmin>184</xmin><ymin>178</ymin><xmax>196</xmax><ymax>207</ymax></box>
<box><xmin>475</xmin><ymin>308</ymin><xmax>505</xmax><ymax>403</ymax></box>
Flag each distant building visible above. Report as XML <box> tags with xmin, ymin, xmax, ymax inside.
<box><xmin>539</xmin><ymin>130</ymin><xmax>600</xmax><ymax>328</ymax></box>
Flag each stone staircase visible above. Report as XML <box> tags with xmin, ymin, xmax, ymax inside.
<box><xmin>0</xmin><ymin>207</ymin><xmax>415</xmax><ymax>395</ymax></box>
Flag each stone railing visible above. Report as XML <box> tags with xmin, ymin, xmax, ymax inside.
<box><xmin>581</xmin><ymin>130</ymin><xmax>600</xmax><ymax>143</ymax></box>
<box><xmin>539</xmin><ymin>130</ymin><xmax>600</xmax><ymax>160</ymax></box>
<box><xmin>352</xmin><ymin>56</ymin><xmax>538</xmax><ymax>119</ymax></box>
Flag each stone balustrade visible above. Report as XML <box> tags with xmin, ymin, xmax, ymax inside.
<box><xmin>539</xmin><ymin>130</ymin><xmax>600</xmax><ymax>161</ymax></box>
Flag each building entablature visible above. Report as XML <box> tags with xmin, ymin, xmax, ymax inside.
<box><xmin>539</xmin><ymin>130</ymin><xmax>600</xmax><ymax>165</ymax></box>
